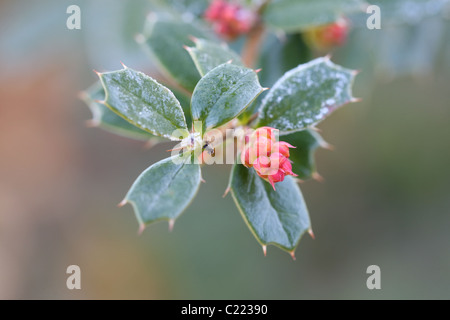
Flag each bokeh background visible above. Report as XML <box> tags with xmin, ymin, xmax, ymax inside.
<box><xmin>0</xmin><ymin>0</ymin><xmax>449</xmax><ymax>299</ymax></box>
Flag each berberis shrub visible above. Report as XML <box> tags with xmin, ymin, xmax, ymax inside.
<box><xmin>81</xmin><ymin>0</ymin><xmax>360</xmax><ymax>258</ymax></box>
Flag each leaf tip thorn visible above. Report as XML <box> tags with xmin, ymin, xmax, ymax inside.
<box><xmin>118</xmin><ymin>199</ymin><xmax>127</xmax><ymax>207</ymax></box>
<box><xmin>290</xmin><ymin>250</ymin><xmax>296</xmax><ymax>261</ymax></box>
<box><xmin>324</xmin><ymin>53</ymin><xmax>332</xmax><ymax>60</ymax></box>
<box><xmin>183</xmin><ymin>45</ymin><xmax>192</xmax><ymax>52</ymax></box>
<box><xmin>254</xmin><ymin>68</ymin><xmax>262</xmax><ymax>73</ymax></box>
<box><xmin>166</xmin><ymin>146</ymin><xmax>185</xmax><ymax>152</ymax></box>
<box><xmin>138</xmin><ymin>224</ymin><xmax>146</xmax><ymax>235</ymax></box>
<box><xmin>188</xmin><ymin>35</ymin><xmax>198</xmax><ymax>43</ymax></box>
<box><xmin>222</xmin><ymin>186</ymin><xmax>231</xmax><ymax>198</ymax></box>
<box><xmin>320</xmin><ymin>140</ymin><xmax>334</xmax><ymax>150</ymax></box>
<box><xmin>262</xmin><ymin>87</ymin><xmax>270</xmax><ymax>92</ymax></box>
<box><xmin>262</xmin><ymin>245</ymin><xmax>267</xmax><ymax>256</ymax></box>
<box><xmin>85</xmin><ymin>119</ymin><xmax>99</xmax><ymax>128</ymax></box>
<box><xmin>226</xmin><ymin>59</ymin><xmax>233</xmax><ymax>64</ymax></box>
<box><xmin>143</xmin><ymin>139</ymin><xmax>158</xmax><ymax>149</ymax></box>
<box><xmin>309</xmin><ymin>126</ymin><xmax>321</xmax><ymax>132</ymax></box>
<box><xmin>77</xmin><ymin>90</ymin><xmax>87</xmax><ymax>100</ymax></box>
<box><xmin>308</xmin><ymin>229</ymin><xmax>315</xmax><ymax>240</ymax></box>
<box><xmin>312</xmin><ymin>172</ymin><xmax>324</xmax><ymax>182</ymax></box>
<box><xmin>120</xmin><ymin>61</ymin><xmax>128</xmax><ymax>69</ymax></box>
<box><xmin>351</xmin><ymin>97</ymin><xmax>362</xmax><ymax>103</ymax></box>
<box><xmin>168</xmin><ymin>219</ymin><xmax>175</xmax><ymax>232</ymax></box>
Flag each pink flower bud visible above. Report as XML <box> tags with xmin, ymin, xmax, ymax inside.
<box><xmin>279</xmin><ymin>159</ymin><xmax>297</xmax><ymax>177</ymax></box>
<box><xmin>321</xmin><ymin>20</ymin><xmax>348</xmax><ymax>47</ymax></box>
<box><xmin>303</xmin><ymin>18</ymin><xmax>349</xmax><ymax>51</ymax></box>
<box><xmin>204</xmin><ymin>0</ymin><xmax>256</xmax><ymax>40</ymax></box>
<box><xmin>241</xmin><ymin>146</ymin><xmax>257</xmax><ymax>168</ymax></box>
<box><xmin>239</xmin><ymin>126</ymin><xmax>299</xmax><ymax>190</ymax></box>
<box><xmin>204</xmin><ymin>0</ymin><xmax>226</xmax><ymax>21</ymax></box>
<box><xmin>215</xmin><ymin>22</ymin><xmax>230</xmax><ymax>37</ymax></box>
<box><xmin>272</xmin><ymin>141</ymin><xmax>295</xmax><ymax>158</ymax></box>
<box><xmin>269</xmin><ymin>152</ymin><xmax>287</xmax><ymax>170</ymax></box>
<box><xmin>252</xmin><ymin>126</ymin><xmax>277</xmax><ymax>142</ymax></box>
<box><xmin>253</xmin><ymin>155</ymin><xmax>274</xmax><ymax>176</ymax></box>
<box><xmin>254</xmin><ymin>136</ymin><xmax>273</xmax><ymax>158</ymax></box>
<box><xmin>255</xmin><ymin>154</ymin><xmax>286</xmax><ymax>177</ymax></box>
<box><xmin>222</xmin><ymin>4</ymin><xmax>238</xmax><ymax>22</ymax></box>
<box><xmin>268</xmin><ymin>170</ymin><xmax>286</xmax><ymax>190</ymax></box>
<box><xmin>256</xmin><ymin>172</ymin><xmax>268</xmax><ymax>181</ymax></box>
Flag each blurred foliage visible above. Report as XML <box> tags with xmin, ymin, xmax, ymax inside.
<box><xmin>335</xmin><ymin>0</ymin><xmax>450</xmax><ymax>87</ymax></box>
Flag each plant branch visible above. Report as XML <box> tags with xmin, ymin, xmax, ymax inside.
<box><xmin>241</xmin><ymin>0</ymin><xmax>271</xmax><ymax>68</ymax></box>
<box><xmin>242</xmin><ymin>22</ymin><xmax>265</xmax><ymax>68</ymax></box>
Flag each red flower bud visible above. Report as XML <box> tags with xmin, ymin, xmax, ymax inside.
<box><xmin>254</xmin><ymin>136</ymin><xmax>273</xmax><ymax>158</ymax></box>
<box><xmin>303</xmin><ymin>18</ymin><xmax>349</xmax><ymax>51</ymax></box>
<box><xmin>268</xmin><ymin>170</ymin><xmax>286</xmax><ymax>190</ymax></box>
<box><xmin>321</xmin><ymin>20</ymin><xmax>348</xmax><ymax>47</ymax></box>
<box><xmin>240</xmin><ymin>126</ymin><xmax>298</xmax><ymax>190</ymax></box>
<box><xmin>240</xmin><ymin>146</ymin><xmax>250</xmax><ymax>167</ymax></box>
<box><xmin>279</xmin><ymin>159</ymin><xmax>297</xmax><ymax>177</ymax></box>
<box><xmin>204</xmin><ymin>0</ymin><xmax>226</xmax><ymax>21</ymax></box>
<box><xmin>272</xmin><ymin>141</ymin><xmax>295</xmax><ymax>158</ymax></box>
<box><xmin>204</xmin><ymin>1</ymin><xmax>256</xmax><ymax>40</ymax></box>
<box><xmin>222</xmin><ymin>4</ymin><xmax>238</xmax><ymax>22</ymax></box>
<box><xmin>241</xmin><ymin>146</ymin><xmax>257</xmax><ymax>168</ymax></box>
<box><xmin>252</xmin><ymin>126</ymin><xmax>277</xmax><ymax>142</ymax></box>
<box><xmin>253</xmin><ymin>155</ymin><xmax>271</xmax><ymax>174</ymax></box>
<box><xmin>269</xmin><ymin>152</ymin><xmax>287</xmax><ymax>169</ymax></box>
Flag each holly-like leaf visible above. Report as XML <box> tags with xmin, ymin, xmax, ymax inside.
<box><xmin>139</xmin><ymin>16</ymin><xmax>216</xmax><ymax>92</ymax></box>
<box><xmin>230</xmin><ymin>164</ymin><xmax>311</xmax><ymax>253</ymax></box>
<box><xmin>256</xmin><ymin>57</ymin><xmax>357</xmax><ymax>134</ymax></box>
<box><xmin>282</xmin><ymin>129</ymin><xmax>327</xmax><ymax>180</ymax></box>
<box><xmin>263</xmin><ymin>0</ymin><xmax>364</xmax><ymax>32</ymax></box>
<box><xmin>123</xmin><ymin>155</ymin><xmax>201</xmax><ymax>228</ymax></box>
<box><xmin>80</xmin><ymin>82</ymin><xmax>159</xmax><ymax>141</ymax></box>
<box><xmin>97</xmin><ymin>66</ymin><xmax>188</xmax><ymax>140</ymax></box>
<box><xmin>191</xmin><ymin>63</ymin><xmax>265</xmax><ymax>131</ymax></box>
<box><xmin>186</xmin><ymin>38</ymin><xmax>243</xmax><ymax>77</ymax></box>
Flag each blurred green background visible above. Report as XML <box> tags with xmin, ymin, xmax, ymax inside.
<box><xmin>0</xmin><ymin>0</ymin><xmax>449</xmax><ymax>299</ymax></box>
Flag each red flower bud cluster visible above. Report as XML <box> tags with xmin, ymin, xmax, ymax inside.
<box><xmin>304</xmin><ymin>18</ymin><xmax>349</xmax><ymax>51</ymax></box>
<box><xmin>204</xmin><ymin>0</ymin><xmax>256</xmax><ymax>40</ymax></box>
<box><xmin>241</xmin><ymin>127</ymin><xmax>297</xmax><ymax>190</ymax></box>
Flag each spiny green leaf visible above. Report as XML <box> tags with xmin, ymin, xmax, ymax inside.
<box><xmin>191</xmin><ymin>63</ymin><xmax>265</xmax><ymax>131</ymax></box>
<box><xmin>124</xmin><ymin>155</ymin><xmax>201</xmax><ymax>228</ymax></box>
<box><xmin>80</xmin><ymin>81</ymin><xmax>159</xmax><ymax>141</ymax></box>
<box><xmin>282</xmin><ymin>129</ymin><xmax>327</xmax><ymax>180</ymax></box>
<box><xmin>257</xmin><ymin>57</ymin><xmax>357</xmax><ymax>134</ymax></box>
<box><xmin>98</xmin><ymin>66</ymin><xmax>188</xmax><ymax>140</ymax></box>
<box><xmin>186</xmin><ymin>38</ymin><xmax>244</xmax><ymax>77</ymax></box>
<box><xmin>230</xmin><ymin>164</ymin><xmax>311</xmax><ymax>253</ymax></box>
<box><xmin>139</xmin><ymin>16</ymin><xmax>216</xmax><ymax>92</ymax></box>
<box><xmin>264</xmin><ymin>0</ymin><xmax>364</xmax><ymax>32</ymax></box>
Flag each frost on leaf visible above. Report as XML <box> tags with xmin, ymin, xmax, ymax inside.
<box><xmin>98</xmin><ymin>67</ymin><xmax>188</xmax><ymax>140</ymax></box>
<box><xmin>257</xmin><ymin>57</ymin><xmax>357</xmax><ymax>134</ymax></box>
